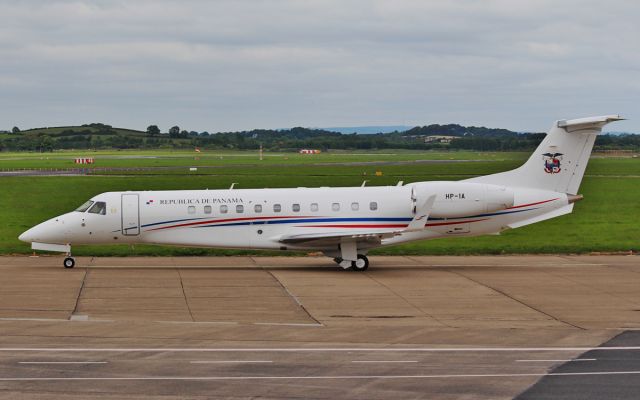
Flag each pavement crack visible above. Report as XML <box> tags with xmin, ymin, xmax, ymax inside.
<box><xmin>446</xmin><ymin>268</ymin><xmax>586</xmax><ymax>330</ymax></box>
<box><xmin>70</xmin><ymin>268</ymin><xmax>88</xmax><ymax>319</ymax></box>
<box><xmin>265</xmin><ymin>269</ymin><xmax>322</xmax><ymax>325</ymax></box>
<box><xmin>177</xmin><ymin>269</ymin><xmax>195</xmax><ymax>322</ymax></box>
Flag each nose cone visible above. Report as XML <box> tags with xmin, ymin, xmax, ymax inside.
<box><xmin>19</xmin><ymin>225</ymin><xmax>40</xmax><ymax>243</ymax></box>
<box><xmin>18</xmin><ymin>228</ymin><xmax>33</xmax><ymax>243</ymax></box>
<box><xmin>18</xmin><ymin>216</ymin><xmax>70</xmax><ymax>244</ymax></box>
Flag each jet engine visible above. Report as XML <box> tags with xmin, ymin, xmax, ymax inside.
<box><xmin>411</xmin><ymin>181</ymin><xmax>514</xmax><ymax>218</ymax></box>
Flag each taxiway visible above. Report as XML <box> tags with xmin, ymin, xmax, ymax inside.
<box><xmin>0</xmin><ymin>254</ymin><xmax>638</xmax><ymax>399</ymax></box>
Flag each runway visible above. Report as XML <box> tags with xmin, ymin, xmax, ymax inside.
<box><xmin>0</xmin><ymin>254</ymin><xmax>638</xmax><ymax>399</ymax></box>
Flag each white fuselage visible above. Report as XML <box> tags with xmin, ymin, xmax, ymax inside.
<box><xmin>19</xmin><ymin>183</ymin><xmax>570</xmax><ymax>253</ymax></box>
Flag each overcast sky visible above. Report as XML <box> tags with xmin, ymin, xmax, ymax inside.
<box><xmin>1</xmin><ymin>0</ymin><xmax>638</xmax><ymax>133</ymax></box>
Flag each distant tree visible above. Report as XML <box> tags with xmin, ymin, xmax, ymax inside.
<box><xmin>39</xmin><ymin>136</ymin><xmax>54</xmax><ymax>152</ymax></box>
<box><xmin>169</xmin><ymin>126</ymin><xmax>180</xmax><ymax>138</ymax></box>
<box><xmin>12</xmin><ymin>126</ymin><xmax>20</xmax><ymax>134</ymax></box>
<box><xmin>146</xmin><ymin>125</ymin><xmax>160</xmax><ymax>136</ymax></box>
<box><xmin>200</xmin><ymin>131</ymin><xmax>210</xmax><ymax>137</ymax></box>
<box><xmin>180</xmin><ymin>130</ymin><xmax>189</xmax><ymax>138</ymax></box>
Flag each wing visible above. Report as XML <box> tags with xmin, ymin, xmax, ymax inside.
<box><xmin>277</xmin><ymin>195</ymin><xmax>437</xmax><ymax>248</ymax></box>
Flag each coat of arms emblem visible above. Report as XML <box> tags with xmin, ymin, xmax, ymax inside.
<box><xmin>542</xmin><ymin>152</ymin><xmax>563</xmax><ymax>174</ymax></box>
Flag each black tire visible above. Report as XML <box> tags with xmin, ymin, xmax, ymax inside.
<box><xmin>352</xmin><ymin>254</ymin><xmax>369</xmax><ymax>271</ymax></box>
<box><xmin>63</xmin><ymin>257</ymin><xmax>75</xmax><ymax>269</ymax></box>
<box><xmin>333</xmin><ymin>257</ymin><xmax>343</xmax><ymax>264</ymax></box>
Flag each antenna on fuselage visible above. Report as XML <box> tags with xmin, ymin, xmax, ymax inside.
<box><xmin>396</xmin><ymin>181</ymin><xmax>404</xmax><ymax>186</ymax></box>
<box><xmin>361</xmin><ymin>180</ymin><xmax>368</xmax><ymax>187</ymax></box>
<box><xmin>229</xmin><ymin>183</ymin><xmax>237</xmax><ymax>189</ymax></box>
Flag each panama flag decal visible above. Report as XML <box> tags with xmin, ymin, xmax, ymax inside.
<box><xmin>146</xmin><ymin>199</ymin><xmax>154</xmax><ymax>205</ymax></box>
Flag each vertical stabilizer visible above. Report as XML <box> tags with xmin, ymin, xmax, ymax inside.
<box><xmin>466</xmin><ymin>115</ymin><xmax>623</xmax><ymax>194</ymax></box>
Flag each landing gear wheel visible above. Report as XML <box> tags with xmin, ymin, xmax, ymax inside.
<box><xmin>63</xmin><ymin>257</ymin><xmax>75</xmax><ymax>269</ymax></box>
<box><xmin>352</xmin><ymin>255</ymin><xmax>369</xmax><ymax>271</ymax></box>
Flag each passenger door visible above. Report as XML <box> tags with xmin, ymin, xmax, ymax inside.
<box><xmin>121</xmin><ymin>194</ymin><xmax>140</xmax><ymax>236</ymax></box>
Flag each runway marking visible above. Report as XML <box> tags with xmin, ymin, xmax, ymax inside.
<box><xmin>516</xmin><ymin>359</ymin><xmax>596</xmax><ymax>362</ymax></box>
<box><xmin>18</xmin><ymin>361</ymin><xmax>108</xmax><ymax>365</ymax></box>
<box><xmin>2</xmin><ymin>370</ymin><xmax>640</xmax><ymax>381</ymax></box>
<box><xmin>351</xmin><ymin>360</ymin><xmax>418</xmax><ymax>363</ymax></box>
<box><xmin>0</xmin><ymin>347</ymin><xmax>634</xmax><ymax>353</ymax></box>
<box><xmin>190</xmin><ymin>360</ymin><xmax>273</xmax><ymax>364</ymax></box>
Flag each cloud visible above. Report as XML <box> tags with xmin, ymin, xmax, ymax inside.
<box><xmin>0</xmin><ymin>0</ymin><xmax>638</xmax><ymax>132</ymax></box>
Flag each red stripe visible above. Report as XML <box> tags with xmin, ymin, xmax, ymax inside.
<box><xmin>148</xmin><ymin>215</ymin><xmax>312</xmax><ymax>231</ymax></box>
<box><xmin>299</xmin><ymin>224</ymin><xmax>408</xmax><ymax>229</ymax></box>
<box><xmin>506</xmin><ymin>198</ymin><xmax>559</xmax><ymax>210</ymax></box>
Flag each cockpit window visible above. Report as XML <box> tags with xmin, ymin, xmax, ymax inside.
<box><xmin>88</xmin><ymin>201</ymin><xmax>107</xmax><ymax>215</ymax></box>
<box><xmin>75</xmin><ymin>200</ymin><xmax>94</xmax><ymax>212</ymax></box>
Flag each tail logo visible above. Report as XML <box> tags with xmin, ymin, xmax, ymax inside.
<box><xmin>543</xmin><ymin>152</ymin><xmax>563</xmax><ymax>174</ymax></box>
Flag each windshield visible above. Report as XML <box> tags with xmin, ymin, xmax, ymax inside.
<box><xmin>88</xmin><ymin>201</ymin><xmax>107</xmax><ymax>215</ymax></box>
<box><xmin>75</xmin><ymin>200</ymin><xmax>94</xmax><ymax>212</ymax></box>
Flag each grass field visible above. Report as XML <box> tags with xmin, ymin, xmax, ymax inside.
<box><xmin>1</xmin><ymin>150</ymin><xmax>638</xmax><ymax>256</ymax></box>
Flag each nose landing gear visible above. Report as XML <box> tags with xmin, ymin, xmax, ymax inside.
<box><xmin>63</xmin><ymin>254</ymin><xmax>75</xmax><ymax>269</ymax></box>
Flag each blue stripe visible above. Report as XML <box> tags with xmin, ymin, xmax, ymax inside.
<box><xmin>266</xmin><ymin>217</ymin><xmax>413</xmax><ymax>225</ymax></box>
<box><xmin>193</xmin><ymin>217</ymin><xmax>412</xmax><ymax>228</ymax></box>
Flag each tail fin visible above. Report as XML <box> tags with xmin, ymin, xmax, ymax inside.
<box><xmin>466</xmin><ymin>115</ymin><xmax>624</xmax><ymax>194</ymax></box>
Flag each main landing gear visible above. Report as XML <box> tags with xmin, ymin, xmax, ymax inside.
<box><xmin>63</xmin><ymin>254</ymin><xmax>75</xmax><ymax>269</ymax></box>
<box><xmin>334</xmin><ymin>254</ymin><xmax>369</xmax><ymax>271</ymax></box>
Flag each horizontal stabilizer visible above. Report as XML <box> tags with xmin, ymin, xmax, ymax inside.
<box><xmin>557</xmin><ymin>115</ymin><xmax>624</xmax><ymax>130</ymax></box>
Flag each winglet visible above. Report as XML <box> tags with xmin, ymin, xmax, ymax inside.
<box><xmin>406</xmin><ymin>195</ymin><xmax>436</xmax><ymax>232</ymax></box>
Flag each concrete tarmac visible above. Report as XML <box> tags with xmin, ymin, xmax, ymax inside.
<box><xmin>0</xmin><ymin>254</ymin><xmax>638</xmax><ymax>399</ymax></box>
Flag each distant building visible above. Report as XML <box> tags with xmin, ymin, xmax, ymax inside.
<box><xmin>424</xmin><ymin>135</ymin><xmax>457</xmax><ymax>144</ymax></box>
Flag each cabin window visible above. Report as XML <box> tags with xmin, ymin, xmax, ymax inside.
<box><xmin>220</xmin><ymin>205</ymin><xmax>228</xmax><ymax>214</ymax></box>
<box><xmin>187</xmin><ymin>206</ymin><xmax>196</xmax><ymax>214</ymax></box>
<box><xmin>332</xmin><ymin>202</ymin><xmax>340</xmax><ymax>212</ymax></box>
<box><xmin>273</xmin><ymin>204</ymin><xmax>281</xmax><ymax>212</ymax></box>
<box><xmin>204</xmin><ymin>205</ymin><xmax>212</xmax><ymax>214</ymax></box>
<box><xmin>75</xmin><ymin>200</ymin><xmax>94</xmax><ymax>212</ymax></box>
<box><xmin>310</xmin><ymin>203</ymin><xmax>319</xmax><ymax>212</ymax></box>
<box><xmin>292</xmin><ymin>203</ymin><xmax>300</xmax><ymax>212</ymax></box>
<box><xmin>351</xmin><ymin>202</ymin><xmax>359</xmax><ymax>211</ymax></box>
<box><xmin>236</xmin><ymin>204</ymin><xmax>244</xmax><ymax>213</ymax></box>
<box><xmin>370</xmin><ymin>201</ymin><xmax>378</xmax><ymax>211</ymax></box>
<box><xmin>88</xmin><ymin>201</ymin><xmax>107</xmax><ymax>215</ymax></box>
<box><xmin>254</xmin><ymin>204</ymin><xmax>262</xmax><ymax>213</ymax></box>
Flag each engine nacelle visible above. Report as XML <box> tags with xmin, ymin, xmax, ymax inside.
<box><xmin>411</xmin><ymin>181</ymin><xmax>514</xmax><ymax>218</ymax></box>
